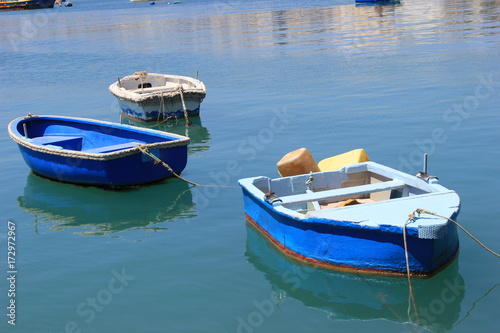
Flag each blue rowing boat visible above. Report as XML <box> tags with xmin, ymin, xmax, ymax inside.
<box><xmin>355</xmin><ymin>0</ymin><xmax>398</xmax><ymax>3</ymax></box>
<box><xmin>239</xmin><ymin>161</ymin><xmax>460</xmax><ymax>277</ymax></box>
<box><xmin>8</xmin><ymin>115</ymin><xmax>190</xmax><ymax>187</ymax></box>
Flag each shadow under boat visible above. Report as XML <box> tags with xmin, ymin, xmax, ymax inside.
<box><xmin>120</xmin><ymin>115</ymin><xmax>211</xmax><ymax>155</ymax></box>
<box><xmin>245</xmin><ymin>222</ymin><xmax>464</xmax><ymax>332</ymax></box>
<box><xmin>17</xmin><ymin>173</ymin><xmax>196</xmax><ymax>235</ymax></box>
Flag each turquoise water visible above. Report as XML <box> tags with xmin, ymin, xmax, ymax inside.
<box><xmin>1</xmin><ymin>0</ymin><xmax>499</xmax><ymax>332</ymax></box>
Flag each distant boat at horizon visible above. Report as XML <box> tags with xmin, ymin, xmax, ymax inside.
<box><xmin>0</xmin><ymin>0</ymin><xmax>56</xmax><ymax>11</ymax></box>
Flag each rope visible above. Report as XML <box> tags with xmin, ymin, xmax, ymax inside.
<box><xmin>137</xmin><ymin>145</ymin><xmax>239</xmax><ymax>189</ymax></box>
<box><xmin>137</xmin><ymin>145</ymin><xmax>200</xmax><ymax>186</ymax></box>
<box><xmin>139</xmin><ymin>75</ymin><xmax>145</xmax><ymax>94</ymax></box>
<box><xmin>452</xmin><ymin>283</ymin><xmax>499</xmax><ymax>328</ymax></box>
<box><xmin>402</xmin><ymin>207</ymin><xmax>500</xmax><ymax>327</ymax></box>
<box><xmin>159</xmin><ymin>91</ymin><xmax>164</xmax><ymax>123</ymax></box>
<box><xmin>177</xmin><ymin>85</ymin><xmax>191</xmax><ymax>137</ymax></box>
<box><xmin>412</xmin><ymin>208</ymin><xmax>500</xmax><ymax>258</ymax></box>
<box><xmin>402</xmin><ymin>219</ymin><xmax>420</xmax><ymax>326</ymax></box>
<box><xmin>178</xmin><ymin>85</ymin><xmax>190</xmax><ymax>124</ymax></box>
<box><xmin>148</xmin><ymin>116</ymin><xmax>175</xmax><ymax>128</ymax></box>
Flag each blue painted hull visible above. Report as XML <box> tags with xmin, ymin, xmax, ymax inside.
<box><xmin>0</xmin><ymin>0</ymin><xmax>55</xmax><ymax>10</ymax></box>
<box><xmin>119</xmin><ymin>97</ymin><xmax>201</xmax><ymax>122</ymax></box>
<box><xmin>9</xmin><ymin>115</ymin><xmax>190</xmax><ymax>187</ymax></box>
<box><xmin>239</xmin><ymin>163</ymin><xmax>461</xmax><ymax>277</ymax></box>
<box><xmin>242</xmin><ymin>188</ymin><xmax>459</xmax><ymax>276</ymax></box>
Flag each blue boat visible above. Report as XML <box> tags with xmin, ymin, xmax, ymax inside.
<box><xmin>355</xmin><ymin>0</ymin><xmax>401</xmax><ymax>5</ymax></box>
<box><xmin>355</xmin><ymin>0</ymin><xmax>398</xmax><ymax>3</ymax></box>
<box><xmin>8</xmin><ymin>115</ymin><xmax>190</xmax><ymax>187</ymax></box>
<box><xmin>0</xmin><ymin>0</ymin><xmax>55</xmax><ymax>10</ymax></box>
<box><xmin>239</xmin><ymin>161</ymin><xmax>460</xmax><ymax>277</ymax></box>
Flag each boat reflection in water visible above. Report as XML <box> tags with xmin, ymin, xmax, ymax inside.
<box><xmin>18</xmin><ymin>173</ymin><xmax>195</xmax><ymax>235</ymax></box>
<box><xmin>245</xmin><ymin>223</ymin><xmax>464</xmax><ymax>332</ymax></box>
<box><xmin>120</xmin><ymin>115</ymin><xmax>211</xmax><ymax>155</ymax></box>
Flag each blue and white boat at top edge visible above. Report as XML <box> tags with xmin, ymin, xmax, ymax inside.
<box><xmin>109</xmin><ymin>71</ymin><xmax>207</xmax><ymax>122</ymax></box>
<box><xmin>0</xmin><ymin>0</ymin><xmax>55</xmax><ymax>10</ymax></box>
<box><xmin>239</xmin><ymin>157</ymin><xmax>460</xmax><ymax>277</ymax></box>
<box><xmin>8</xmin><ymin>115</ymin><xmax>190</xmax><ymax>187</ymax></box>
<box><xmin>355</xmin><ymin>0</ymin><xmax>399</xmax><ymax>3</ymax></box>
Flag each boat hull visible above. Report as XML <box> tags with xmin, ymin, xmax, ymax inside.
<box><xmin>117</xmin><ymin>94</ymin><xmax>202</xmax><ymax>122</ymax></box>
<box><xmin>9</xmin><ymin>115</ymin><xmax>190</xmax><ymax>187</ymax></box>
<box><xmin>239</xmin><ymin>166</ymin><xmax>461</xmax><ymax>277</ymax></box>
<box><xmin>17</xmin><ymin>143</ymin><xmax>187</xmax><ymax>187</ymax></box>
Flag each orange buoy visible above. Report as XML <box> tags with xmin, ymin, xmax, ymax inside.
<box><xmin>276</xmin><ymin>148</ymin><xmax>320</xmax><ymax>177</ymax></box>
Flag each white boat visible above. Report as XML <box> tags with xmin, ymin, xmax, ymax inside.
<box><xmin>109</xmin><ymin>71</ymin><xmax>207</xmax><ymax>122</ymax></box>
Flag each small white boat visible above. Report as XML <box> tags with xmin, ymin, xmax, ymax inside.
<box><xmin>109</xmin><ymin>71</ymin><xmax>207</xmax><ymax>122</ymax></box>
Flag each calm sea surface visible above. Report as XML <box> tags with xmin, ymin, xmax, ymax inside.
<box><xmin>1</xmin><ymin>0</ymin><xmax>499</xmax><ymax>332</ymax></box>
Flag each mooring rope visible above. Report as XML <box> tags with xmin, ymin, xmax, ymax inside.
<box><xmin>403</xmin><ymin>207</ymin><xmax>500</xmax><ymax>326</ymax></box>
<box><xmin>137</xmin><ymin>145</ymin><xmax>239</xmax><ymax>189</ymax></box>
<box><xmin>137</xmin><ymin>145</ymin><xmax>200</xmax><ymax>186</ymax></box>
<box><xmin>159</xmin><ymin>91</ymin><xmax>164</xmax><ymax>122</ymax></box>
<box><xmin>178</xmin><ymin>85</ymin><xmax>190</xmax><ymax>123</ymax></box>
<box><xmin>177</xmin><ymin>85</ymin><xmax>191</xmax><ymax>137</ymax></box>
<box><xmin>402</xmin><ymin>220</ymin><xmax>420</xmax><ymax>326</ymax></box>
<box><xmin>452</xmin><ymin>283</ymin><xmax>499</xmax><ymax>328</ymax></box>
<box><xmin>149</xmin><ymin>116</ymin><xmax>175</xmax><ymax>128</ymax></box>
<box><xmin>409</xmin><ymin>208</ymin><xmax>500</xmax><ymax>258</ymax></box>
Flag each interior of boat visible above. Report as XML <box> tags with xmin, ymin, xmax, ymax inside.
<box><xmin>252</xmin><ymin>164</ymin><xmax>434</xmax><ymax>213</ymax></box>
<box><xmin>119</xmin><ymin>74</ymin><xmax>200</xmax><ymax>94</ymax></box>
<box><xmin>16</xmin><ymin>118</ymin><xmax>178</xmax><ymax>153</ymax></box>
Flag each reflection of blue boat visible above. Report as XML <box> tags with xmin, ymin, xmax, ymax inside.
<box><xmin>18</xmin><ymin>173</ymin><xmax>195</xmax><ymax>235</ymax></box>
<box><xmin>120</xmin><ymin>115</ymin><xmax>211</xmax><ymax>155</ymax></box>
<box><xmin>8</xmin><ymin>115</ymin><xmax>190</xmax><ymax>187</ymax></box>
<box><xmin>0</xmin><ymin>0</ymin><xmax>55</xmax><ymax>11</ymax></box>
<box><xmin>246</xmin><ymin>223</ymin><xmax>464</xmax><ymax>331</ymax></box>
<box><xmin>239</xmin><ymin>161</ymin><xmax>460</xmax><ymax>277</ymax></box>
